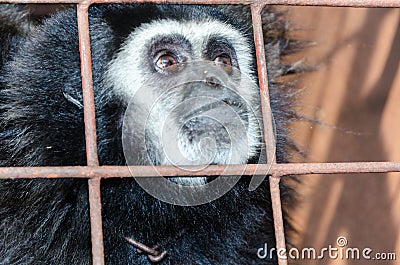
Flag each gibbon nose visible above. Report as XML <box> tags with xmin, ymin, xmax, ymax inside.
<box><xmin>204</xmin><ymin>76</ymin><xmax>222</xmax><ymax>89</ymax></box>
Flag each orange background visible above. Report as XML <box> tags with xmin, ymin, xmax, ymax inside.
<box><xmin>286</xmin><ymin>6</ymin><xmax>400</xmax><ymax>265</ymax></box>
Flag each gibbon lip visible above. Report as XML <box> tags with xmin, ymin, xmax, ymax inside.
<box><xmin>181</xmin><ymin>97</ymin><xmax>243</xmax><ymax>121</ymax></box>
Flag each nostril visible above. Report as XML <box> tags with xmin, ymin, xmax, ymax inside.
<box><xmin>205</xmin><ymin>76</ymin><xmax>221</xmax><ymax>89</ymax></box>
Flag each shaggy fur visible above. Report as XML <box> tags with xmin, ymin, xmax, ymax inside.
<box><xmin>0</xmin><ymin>4</ymin><xmax>298</xmax><ymax>264</ymax></box>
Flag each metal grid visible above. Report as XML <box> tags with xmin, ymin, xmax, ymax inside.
<box><xmin>0</xmin><ymin>1</ymin><xmax>399</xmax><ymax>265</ymax></box>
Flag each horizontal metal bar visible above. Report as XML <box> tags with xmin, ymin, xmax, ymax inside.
<box><xmin>0</xmin><ymin>0</ymin><xmax>79</xmax><ymax>3</ymax></box>
<box><xmin>0</xmin><ymin>0</ymin><xmax>398</xmax><ymax>7</ymax></box>
<box><xmin>0</xmin><ymin>162</ymin><xmax>399</xmax><ymax>179</ymax></box>
<box><xmin>260</xmin><ymin>0</ymin><xmax>400</xmax><ymax>7</ymax></box>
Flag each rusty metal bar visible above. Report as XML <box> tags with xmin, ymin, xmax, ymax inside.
<box><xmin>87</xmin><ymin>178</ymin><xmax>104</xmax><ymax>265</ymax></box>
<box><xmin>251</xmin><ymin>3</ymin><xmax>286</xmax><ymax>264</ymax></box>
<box><xmin>90</xmin><ymin>0</ymin><xmax>252</xmax><ymax>4</ymax></box>
<box><xmin>0</xmin><ymin>0</ymin><xmax>399</xmax><ymax>7</ymax></box>
<box><xmin>260</xmin><ymin>0</ymin><xmax>400</xmax><ymax>7</ymax></box>
<box><xmin>269</xmin><ymin>176</ymin><xmax>287</xmax><ymax>263</ymax></box>
<box><xmin>0</xmin><ymin>0</ymin><xmax>81</xmax><ymax>2</ymax></box>
<box><xmin>78</xmin><ymin>4</ymin><xmax>99</xmax><ymax>167</ymax></box>
<box><xmin>1</xmin><ymin>162</ymin><xmax>399</xmax><ymax>179</ymax></box>
<box><xmin>90</xmin><ymin>0</ymin><xmax>400</xmax><ymax>7</ymax></box>
<box><xmin>77</xmin><ymin>3</ymin><xmax>104</xmax><ymax>265</ymax></box>
<box><xmin>251</xmin><ymin>3</ymin><xmax>276</xmax><ymax>165</ymax></box>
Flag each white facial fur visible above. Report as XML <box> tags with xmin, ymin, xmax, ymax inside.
<box><xmin>111</xmin><ymin>19</ymin><xmax>261</xmax><ymax>186</ymax></box>
<box><xmin>107</xmin><ymin>19</ymin><xmax>255</xmax><ymax>100</ymax></box>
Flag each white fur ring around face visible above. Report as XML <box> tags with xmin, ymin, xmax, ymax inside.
<box><xmin>122</xmin><ymin>61</ymin><xmax>263</xmax><ymax>206</ymax></box>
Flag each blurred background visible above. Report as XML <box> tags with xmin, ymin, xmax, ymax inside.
<box><xmin>284</xmin><ymin>6</ymin><xmax>400</xmax><ymax>265</ymax></box>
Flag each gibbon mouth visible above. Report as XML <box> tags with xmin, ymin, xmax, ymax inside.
<box><xmin>181</xmin><ymin>97</ymin><xmax>245</xmax><ymax>122</ymax></box>
<box><xmin>167</xmin><ymin>176</ymin><xmax>208</xmax><ymax>186</ymax></box>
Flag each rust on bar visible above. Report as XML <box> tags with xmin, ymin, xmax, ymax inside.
<box><xmin>0</xmin><ymin>0</ymin><xmax>81</xmax><ymax>3</ymax></box>
<box><xmin>88</xmin><ymin>177</ymin><xmax>104</xmax><ymax>265</ymax></box>
<box><xmin>269</xmin><ymin>176</ymin><xmax>288</xmax><ymax>265</ymax></box>
<box><xmin>91</xmin><ymin>0</ymin><xmax>400</xmax><ymax>7</ymax></box>
<box><xmin>0</xmin><ymin>162</ymin><xmax>399</xmax><ymax>179</ymax></box>
<box><xmin>77</xmin><ymin>2</ymin><xmax>104</xmax><ymax>265</ymax></box>
<box><xmin>251</xmin><ymin>3</ymin><xmax>276</xmax><ymax>164</ymax></box>
<box><xmin>77</xmin><ymin>1</ymin><xmax>99</xmax><ymax>167</ymax></box>
<box><xmin>261</xmin><ymin>0</ymin><xmax>400</xmax><ymax>7</ymax></box>
<box><xmin>0</xmin><ymin>0</ymin><xmax>399</xmax><ymax>7</ymax></box>
<box><xmin>90</xmin><ymin>0</ymin><xmax>252</xmax><ymax>4</ymax></box>
<box><xmin>251</xmin><ymin>3</ymin><xmax>287</xmax><ymax>265</ymax></box>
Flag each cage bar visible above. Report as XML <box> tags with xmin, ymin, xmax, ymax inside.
<box><xmin>77</xmin><ymin>3</ymin><xmax>104</xmax><ymax>264</ymax></box>
<box><xmin>0</xmin><ymin>162</ymin><xmax>399</xmax><ymax>179</ymax></box>
<box><xmin>251</xmin><ymin>3</ymin><xmax>287</xmax><ymax>264</ymax></box>
<box><xmin>0</xmin><ymin>0</ymin><xmax>399</xmax><ymax>7</ymax></box>
<box><xmin>77</xmin><ymin>2</ymin><xmax>99</xmax><ymax>167</ymax></box>
<box><xmin>251</xmin><ymin>3</ymin><xmax>277</xmax><ymax>165</ymax></box>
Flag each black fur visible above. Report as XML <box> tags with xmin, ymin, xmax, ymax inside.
<box><xmin>0</xmin><ymin>4</ymin><xmax>297</xmax><ymax>264</ymax></box>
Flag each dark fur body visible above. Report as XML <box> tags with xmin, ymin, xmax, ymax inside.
<box><xmin>0</xmin><ymin>4</ymin><xmax>297</xmax><ymax>264</ymax></box>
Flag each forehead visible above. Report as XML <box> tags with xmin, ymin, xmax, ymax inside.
<box><xmin>106</xmin><ymin>18</ymin><xmax>255</xmax><ymax>101</ymax></box>
<box><xmin>131</xmin><ymin>19</ymin><xmax>245</xmax><ymax>47</ymax></box>
<box><xmin>120</xmin><ymin>19</ymin><xmax>253</xmax><ymax>73</ymax></box>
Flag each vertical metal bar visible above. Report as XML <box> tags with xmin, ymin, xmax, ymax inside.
<box><xmin>77</xmin><ymin>2</ymin><xmax>105</xmax><ymax>265</ymax></box>
<box><xmin>251</xmin><ymin>3</ymin><xmax>276</xmax><ymax>164</ymax></box>
<box><xmin>88</xmin><ymin>178</ymin><xmax>104</xmax><ymax>265</ymax></box>
<box><xmin>77</xmin><ymin>2</ymin><xmax>99</xmax><ymax>167</ymax></box>
<box><xmin>269</xmin><ymin>176</ymin><xmax>287</xmax><ymax>265</ymax></box>
<box><xmin>251</xmin><ymin>4</ymin><xmax>287</xmax><ymax>265</ymax></box>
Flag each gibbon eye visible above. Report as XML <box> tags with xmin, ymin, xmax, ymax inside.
<box><xmin>213</xmin><ymin>54</ymin><xmax>232</xmax><ymax>72</ymax></box>
<box><xmin>155</xmin><ymin>52</ymin><xmax>178</xmax><ymax>72</ymax></box>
